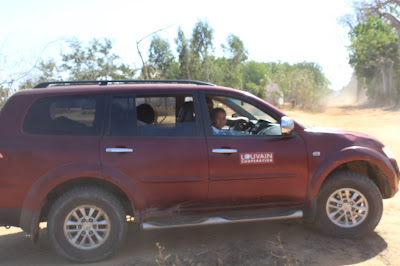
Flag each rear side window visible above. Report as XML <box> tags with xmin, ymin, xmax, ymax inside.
<box><xmin>109</xmin><ymin>96</ymin><xmax>135</xmax><ymax>136</ymax></box>
<box><xmin>135</xmin><ymin>95</ymin><xmax>198</xmax><ymax>136</ymax></box>
<box><xmin>108</xmin><ymin>94</ymin><xmax>199</xmax><ymax>136</ymax></box>
<box><xmin>23</xmin><ymin>95</ymin><xmax>104</xmax><ymax>135</ymax></box>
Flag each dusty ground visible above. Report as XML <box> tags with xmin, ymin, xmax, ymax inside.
<box><xmin>1</xmin><ymin>105</ymin><xmax>399</xmax><ymax>265</ymax></box>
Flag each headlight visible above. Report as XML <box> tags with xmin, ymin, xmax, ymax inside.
<box><xmin>382</xmin><ymin>146</ymin><xmax>394</xmax><ymax>158</ymax></box>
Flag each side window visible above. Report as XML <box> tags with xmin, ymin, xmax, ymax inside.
<box><xmin>109</xmin><ymin>96</ymin><xmax>135</xmax><ymax>136</ymax></box>
<box><xmin>136</xmin><ymin>94</ymin><xmax>198</xmax><ymax>136</ymax></box>
<box><xmin>23</xmin><ymin>95</ymin><xmax>103</xmax><ymax>135</ymax></box>
<box><xmin>205</xmin><ymin>94</ymin><xmax>282</xmax><ymax>136</ymax></box>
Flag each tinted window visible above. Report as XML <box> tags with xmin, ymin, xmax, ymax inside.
<box><xmin>136</xmin><ymin>95</ymin><xmax>198</xmax><ymax>136</ymax></box>
<box><xmin>109</xmin><ymin>96</ymin><xmax>135</xmax><ymax>136</ymax></box>
<box><xmin>108</xmin><ymin>94</ymin><xmax>198</xmax><ymax>136</ymax></box>
<box><xmin>23</xmin><ymin>95</ymin><xmax>104</xmax><ymax>135</ymax></box>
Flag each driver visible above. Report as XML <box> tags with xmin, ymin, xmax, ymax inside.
<box><xmin>210</xmin><ymin>108</ymin><xmax>228</xmax><ymax>135</ymax></box>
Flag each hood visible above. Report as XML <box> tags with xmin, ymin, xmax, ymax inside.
<box><xmin>303</xmin><ymin>126</ymin><xmax>384</xmax><ymax>151</ymax></box>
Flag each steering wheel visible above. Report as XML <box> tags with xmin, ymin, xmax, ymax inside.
<box><xmin>256</xmin><ymin>124</ymin><xmax>281</xmax><ymax>135</ymax></box>
<box><xmin>232</xmin><ymin>119</ymin><xmax>253</xmax><ymax>132</ymax></box>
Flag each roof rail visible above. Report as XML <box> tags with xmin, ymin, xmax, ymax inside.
<box><xmin>33</xmin><ymin>79</ymin><xmax>216</xmax><ymax>88</ymax></box>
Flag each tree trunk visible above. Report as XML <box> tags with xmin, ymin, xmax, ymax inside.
<box><xmin>381</xmin><ymin>12</ymin><xmax>400</xmax><ymax>107</ymax></box>
<box><xmin>205</xmin><ymin>52</ymin><xmax>210</xmax><ymax>82</ymax></box>
<box><xmin>185</xmin><ymin>59</ymin><xmax>191</xmax><ymax>80</ymax></box>
<box><xmin>136</xmin><ymin>42</ymin><xmax>149</xmax><ymax>80</ymax></box>
<box><xmin>386</xmin><ymin>58</ymin><xmax>394</xmax><ymax>105</ymax></box>
<box><xmin>379</xmin><ymin>59</ymin><xmax>388</xmax><ymax>105</ymax></box>
<box><xmin>382</xmin><ymin>12</ymin><xmax>400</xmax><ymax>61</ymax></box>
<box><xmin>356</xmin><ymin>77</ymin><xmax>362</xmax><ymax>102</ymax></box>
<box><xmin>397</xmin><ymin>93</ymin><xmax>400</xmax><ymax>108</ymax></box>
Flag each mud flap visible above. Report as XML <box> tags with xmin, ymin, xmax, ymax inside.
<box><xmin>19</xmin><ymin>209</ymin><xmax>40</xmax><ymax>243</ymax></box>
<box><xmin>303</xmin><ymin>197</ymin><xmax>317</xmax><ymax>222</ymax></box>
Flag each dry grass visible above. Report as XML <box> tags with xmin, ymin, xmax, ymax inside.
<box><xmin>155</xmin><ymin>242</ymin><xmax>200</xmax><ymax>266</ymax></box>
<box><xmin>270</xmin><ymin>233</ymin><xmax>302</xmax><ymax>266</ymax></box>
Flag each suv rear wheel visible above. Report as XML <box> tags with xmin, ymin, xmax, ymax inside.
<box><xmin>47</xmin><ymin>186</ymin><xmax>127</xmax><ymax>262</ymax></box>
<box><xmin>316</xmin><ymin>171</ymin><xmax>383</xmax><ymax>238</ymax></box>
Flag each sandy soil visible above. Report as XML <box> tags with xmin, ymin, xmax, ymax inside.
<box><xmin>1</xmin><ymin>105</ymin><xmax>399</xmax><ymax>265</ymax></box>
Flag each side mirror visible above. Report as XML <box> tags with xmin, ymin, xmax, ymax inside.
<box><xmin>281</xmin><ymin>116</ymin><xmax>294</xmax><ymax>135</ymax></box>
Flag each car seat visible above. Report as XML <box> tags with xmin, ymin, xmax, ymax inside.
<box><xmin>177</xmin><ymin>101</ymin><xmax>195</xmax><ymax>122</ymax></box>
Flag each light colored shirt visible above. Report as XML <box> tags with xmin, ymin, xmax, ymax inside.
<box><xmin>212</xmin><ymin>126</ymin><xmax>227</xmax><ymax>135</ymax></box>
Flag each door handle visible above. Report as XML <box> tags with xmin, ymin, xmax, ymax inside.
<box><xmin>106</xmin><ymin>148</ymin><xmax>133</xmax><ymax>153</ymax></box>
<box><xmin>212</xmin><ymin>148</ymin><xmax>237</xmax><ymax>154</ymax></box>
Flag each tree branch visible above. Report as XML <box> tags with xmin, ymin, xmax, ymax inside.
<box><xmin>136</xmin><ymin>24</ymin><xmax>175</xmax><ymax>80</ymax></box>
<box><xmin>382</xmin><ymin>12</ymin><xmax>400</xmax><ymax>27</ymax></box>
<box><xmin>0</xmin><ymin>39</ymin><xmax>63</xmax><ymax>87</ymax></box>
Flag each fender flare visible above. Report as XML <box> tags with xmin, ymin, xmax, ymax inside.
<box><xmin>22</xmin><ymin>162</ymin><xmax>104</xmax><ymax>210</ymax></box>
<box><xmin>305</xmin><ymin>146</ymin><xmax>396</xmax><ymax>208</ymax></box>
<box><xmin>20</xmin><ymin>162</ymin><xmax>146</xmax><ymax>235</ymax></box>
<box><xmin>20</xmin><ymin>162</ymin><xmax>103</xmax><ymax>234</ymax></box>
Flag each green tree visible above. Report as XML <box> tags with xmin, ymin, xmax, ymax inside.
<box><xmin>175</xmin><ymin>27</ymin><xmax>192</xmax><ymax>79</ymax></box>
<box><xmin>241</xmin><ymin>61</ymin><xmax>330</xmax><ymax>109</ymax></box>
<box><xmin>348</xmin><ymin>16</ymin><xmax>399</xmax><ymax>105</ymax></box>
<box><xmin>242</xmin><ymin>61</ymin><xmax>276</xmax><ymax>98</ymax></box>
<box><xmin>220</xmin><ymin>34</ymin><xmax>248</xmax><ymax>88</ymax></box>
<box><xmin>19</xmin><ymin>59</ymin><xmax>60</xmax><ymax>89</ymax></box>
<box><xmin>355</xmin><ymin>0</ymin><xmax>400</xmax><ymax>52</ymax></box>
<box><xmin>223</xmin><ymin>34</ymin><xmax>248</xmax><ymax>65</ymax></box>
<box><xmin>148</xmin><ymin>35</ymin><xmax>175</xmax><ymax>79</ymax></box>
<box><xmin>342</xmin><ymin>0</ymin><xmax>400</xmax><ymax>106</ymax></box>
<box><xmin>285</xmin><ymin>64</ymin><xmax>330</xmax><ymax>109</ymax></box>
<box><xmin>0</xmin><ymin>86</ymin><xmax>9</xmax><ymax>108</ymax></box>
<box><xmin>61</xmin><ymin>38</ymin><xmax>136</xmax><ymax>80</ymax></box>
<box><xmin>191</xmin><ymin>20</ymin><xmax>214</xmax><ymax>81</ymax></box>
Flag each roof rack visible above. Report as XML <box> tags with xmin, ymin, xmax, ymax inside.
<box><xmin>33</xmin><ymin>79</ymin><xmax>216</xmax><ymax>88</ymax></box>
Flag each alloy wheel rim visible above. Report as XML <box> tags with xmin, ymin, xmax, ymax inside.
<box><xmin>326</xmin><ymin>188</ymin><xmax>368</xmax><ymax>228</ymax></box>
<box><xmin>64</xmin><ymin>205</ymin><xmax>111</xmax><ymax>250</ymax></box>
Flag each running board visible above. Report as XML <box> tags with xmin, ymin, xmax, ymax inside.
<box><xmin>142</xmin><ymin>210</ymin><xmax>303</xmax><ymax>230</ymax></box>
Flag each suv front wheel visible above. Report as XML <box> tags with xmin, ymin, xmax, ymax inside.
<box><xmin>47</xmin><ymin>186</ymin><xmax>127</xmax><ymax>262</ymax></box>
<box><xmin>316</xmin><ymin>171</ymin><xmax>383</xmax><ymax>238</ymax></box>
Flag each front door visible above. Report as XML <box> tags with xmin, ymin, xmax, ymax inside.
<box><xmin>203</xmin><ymin>93</ymin><xmax>308</xmax><ymax>208</ymax></box>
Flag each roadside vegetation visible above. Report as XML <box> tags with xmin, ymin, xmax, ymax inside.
<box><xmin>341</xmin><ymin>0</ymin><xmax>400</xmax><ymax>108</ymax></box>
<box><xmin>0</xmin><ymin>20</ymin><xmax>329</xmax><ymax>111</ymax></box>
<box><xmin>2</xmin><ymin>1</ymin><xmax>400</xmax><ymax>110</ymax></box>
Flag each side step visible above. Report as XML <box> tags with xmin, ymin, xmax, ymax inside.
<box><xmin>142</xmin><ymin>210</ymin><xmax>303</xmax><ymax>230</ymax></box>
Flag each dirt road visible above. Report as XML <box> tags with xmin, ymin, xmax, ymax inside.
<box><xmin>1</xmin><ymin>105</ymin><xmax>399</xmax><ymax>265</ymax></box>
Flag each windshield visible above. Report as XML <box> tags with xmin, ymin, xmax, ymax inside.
<box><xmin>226</xmin><ymin>98</ymin><xmax>277</xmax><ymax>122</ymax></box>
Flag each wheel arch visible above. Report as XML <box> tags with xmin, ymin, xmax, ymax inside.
<box><xmin>20</xmin><ymin>176</ymin><xmax>138</xmax><ymax>238</ymax></box>
<box><xmin>19</xmin><ymin>162</ymin><xmax>147</xmax><ymax>237</ymax></box>
<box><xmin>330</xmin><ymin>160</ymin><xmax>392</xmax><ymax>198</ymax></box>
<box><xmin>304</xmin><ymin>146</ymin><xmax>396</xmax><ymax>221</ymax></box>
<box><xmin>39</xmin><ymin>177</ymin><xmax>135</xmax><ymax>223</ymax></box>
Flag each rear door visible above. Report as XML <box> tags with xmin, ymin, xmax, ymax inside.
<box><xmin>99</xmin><ymin>91</ymin><xmax>209</xmax><ymax>211</ymax></box>
<box><xmin>0</xmin><ymin>94</ymin><xmax>105</xmax><ymax>210</ymax></box>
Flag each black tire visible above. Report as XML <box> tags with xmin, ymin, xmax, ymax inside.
<box><xmin>47</xmin><ymin>186</ymin><xmax>127</xmax><ymax>263</ymax></box>
<box><xmin>316</xmin><ymin>170</ymin><xmax>383</xmax><ymax>238</ymax></box>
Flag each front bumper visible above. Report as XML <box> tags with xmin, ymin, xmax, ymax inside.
<box><xmin>389</xmin><ymin>158</ymin><xmax>400</xmax><ymax>194</ymax></box>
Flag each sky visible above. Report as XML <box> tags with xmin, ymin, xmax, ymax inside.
<box><xmin>0</xmin><ymin>0</ymin><xmax>354</xmax><ymax>91</ymax></box>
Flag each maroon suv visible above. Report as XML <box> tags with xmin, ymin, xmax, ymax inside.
<box><xmin>0</xmin><ymin>80</ymin><xmax>398</xmax><ymax>262</ymax></box>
